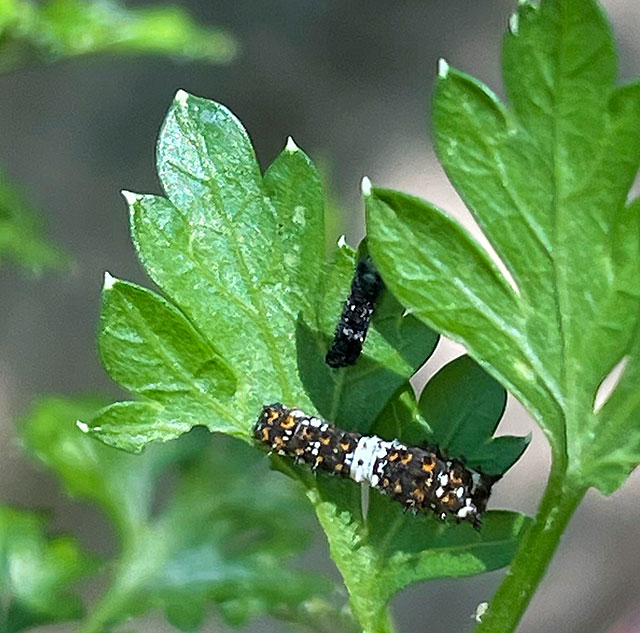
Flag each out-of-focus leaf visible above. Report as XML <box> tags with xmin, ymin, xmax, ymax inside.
<box><xmin>22</xmin><ymin>396</ymin><xmax>338</xmax><ymax>632</ymax></box>
<box><xmin>0</xmin><ymin>167</ymin><xmax>66</xmax><ymax>273</ymax></box>
<box><xmin>0</xmin><ymin>505</ymin><xmax>96</xmax><ymax>632</ymax></box>
<box><xmin>0</xmin><ymin>0</ymin><xmax>237</xmax><ymax>72</ymax></box>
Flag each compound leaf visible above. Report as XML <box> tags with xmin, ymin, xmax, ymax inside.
<box><xmin>367</xmin><ymin>0</ymin><xmax>640</xmax><ymax>495</ymax></box>
<box><xmin>90</xmin><ymin>89</ymin><xmax>529</xmax><ymax>632</ymax></box>
<box><xmin>311</xmin><ymin>369</ymin><xmax>530</xmax><ymax>633</ymax></box>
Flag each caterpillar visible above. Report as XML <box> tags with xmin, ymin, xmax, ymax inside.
<box><xmin>253</xmin><ymin>403</ymin><xmax>498</xmax><ymax>529</ymax></box>
<box><xmin>325</xmin><ymin>257</ymin><xmax>385</xmax><ymax>368</ymax></box>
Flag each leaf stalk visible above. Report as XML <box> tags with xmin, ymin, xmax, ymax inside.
<box><xmin>472</xmin><ymin>464</ymin><xmax>586</xmax><ymax>633</ymax></box>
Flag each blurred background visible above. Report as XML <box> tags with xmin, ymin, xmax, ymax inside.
<box><xmin>1</xmin><ymin>1</ymin><xmax>640</xmax><ymax>632</ymax></box>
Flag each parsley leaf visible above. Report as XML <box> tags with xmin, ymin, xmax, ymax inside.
<box><xmin>367</xmin><ymin>0</ymin><xmax>640</xmax><ymax>497</ymax></box>
<box><xmin>86</xmin><ymin>91</ymin><xmax>530</xmax><ymax>633</ymax></box>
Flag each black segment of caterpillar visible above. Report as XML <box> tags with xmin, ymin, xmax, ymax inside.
<box><xmin>253</xmin><ymin>403</ymin><xmax>499</xmax><ymax>529</ymax></box>
<box><xmin>325</xmin><ymin>256</ymin><xmax>385</xmax><ymax>368</ymax></box>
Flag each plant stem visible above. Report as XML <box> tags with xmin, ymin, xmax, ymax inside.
<box><xmin>358</xmin><ymin>606</ymin><xmax>398</xmax><ymax>633</ymax></box>
<box><xmin>77</xmin><ymin>580</ymin><xmax>132</xmax><ymax>633</ymax></box>
<box><xmin>380</xmin><ymin>607</ymin><xmax>399</xmax><ymax>633</ymax></box>
<box><xmin>78</xmin><ymin>530</ymin><xmax>153</xmax><ymax>633</ymax></box>
<box><xmin>473</xmin><ymin>465</ymin><xmax>586</xmax><ymax>633</ymax></box>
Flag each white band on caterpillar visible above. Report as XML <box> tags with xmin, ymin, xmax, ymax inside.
<box><xmin>349</xmin><ymin>436</ymin><xmax>392</xmax><ymax>484</ymax></box>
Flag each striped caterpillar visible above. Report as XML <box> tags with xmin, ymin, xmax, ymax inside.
<box><xmin>254</xmin><ymin>403</ymin><xmax>499</xmax><ymax>529</ymax></box>
<box><xmin>325</xmin><ymin>257</ymin><xmax>384</xmax><ymax>368</ymax></box>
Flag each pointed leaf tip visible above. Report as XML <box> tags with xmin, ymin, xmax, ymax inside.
<box><xmin>361</xmin><ymin>176</ymin><xmax>373</xmax><ymax>197</ymax></box>
<box><xmin>438</xmin><ymin>58</ymin><xmax>450</xmax><ymax>78</ymax></box>
<box><xmin>103</xmin><ymin>271</ymin><xmax>116</xmax><ymax>290</ymax></box>
<box><xmin>285</xmin><ymin>136</ymin><xmax>299</xmax><ymax>152</ymax></box>
<box><xmin>121</xmin><ymin>190</ymin><xmax>141</xmax><ymax>206</ymax></box>
<box><xmin>174</xmin><ymin>89</ymin><xmax>190</xmax><ymax>105</ymax></box>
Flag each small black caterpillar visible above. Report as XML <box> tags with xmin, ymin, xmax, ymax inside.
<box><xmin>254</xmin><ymin>403</ymin><xmax>499</xmax><ymax>529</ymax></box>
<box><xmin>325</xmin><ymin>257</ymin><xmax>385</xmax><ymax>368</ymax></box>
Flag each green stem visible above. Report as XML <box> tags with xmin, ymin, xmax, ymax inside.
<box><xmin>77</xmin><ymin>580</ymin><xmax>132</xmax><ymax>633</ymax></box>
<box><xmin>78</xmin><ymin>529</ymin><xmax>153</xmax><ymax>633</ymax></box>
<box><xmin>353</xmin><ymin>605</ymin><xmax>397</xmax><ymax>633</ymax></box>
<box><xmin>473</xmin><ymin>464</ymin><xmax>586</xmax><ymax>633</ymax></box>
<box><xmin>378</xmin><ymin>607</ymin><xmax>398</xmax><ymax>633</ymax></box>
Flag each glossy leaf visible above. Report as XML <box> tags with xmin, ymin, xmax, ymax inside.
<box><xmin>91</xmin><ymin>89</ymin><xmax>530</xmax><ymax>633</ymax></box>
<box><xmin>91</xmin><ymin>277</ymin><xmax>238</xmax><ymax>450</ymax></box>
<box><xmin>367</xmin><ymin>0</ymin><xmax>640</xmax><ymax>495</ymax></box>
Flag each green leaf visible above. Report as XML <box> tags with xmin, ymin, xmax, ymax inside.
<box><xmin>121</xmin><ymin>96</ymin><xmax>327</xmax><ymax>437</ymax></box>
<box><xmin>367</xmin><ymin>189</ymin><xmax>562</xmax><ymax>441</ymax></box>
<box><xmin>367</xmin><ymin>0</ymin><xmax>640</xmax><ymax>495</ymax></box>
<box><xmin>0</xmin><ymin>505</ymin><xmax>96</xmax><ymax>632</ymax></box>
<box><xmin>418</xmin><ymin>356</ymin><xmax>529</xmax><ymax>476</ymax></box>
<box><xmin>92</xmin><ymin>90</ymin><xmax>528</xmax><ymax>633</ymax></box>
<box><xmin>23</xmin><ymin>396</ymin><xmax>337</xmax><ymax>632</ymax></box>
<box><xmin>296</xmin><ymin>240</ymin><xmax>439</xmax><ymax>431</ymax></box>
<box><xmin>310</xmin><ymin>360</ymin><xmax>530</xmax><ymax>633</ymax></box>
<box><xmin>0</xmin><ymin>0</ymin><xmax>237</xmax><ymax>73</ymax></box>
<box><xmin>0</xmin><ymin>167</ymin><xmax>66</xmax><ymax>273</ymax></box>
<box><xmin>312</xmin><ymin>487</ymin><xmax>529</xmax><ymax>633</ymax></box>
<box><xmin>90</xmin><ymin>276</ymin><xmax>238</xmax><ymax>450</ymax></box>
<box><xmin>296</xmin><ymin>244</ymin><xmax>525</xmax><ymax>633</ymax></box>
<box><xmin>99</xmin><ymin>277</ymin><xmax>236</xmax><ymax>401</ymax></box>
<box><xmin>263</xmin><ymin>138</ymin><xmax>326</xmax><ymax>304</ymax></box>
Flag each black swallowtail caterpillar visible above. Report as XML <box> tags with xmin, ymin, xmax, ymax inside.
<box><xmin>254</xmin><ymin>403</ymin><xmax>499</xmax><ymax>529</ymax></box>
<box><xmin>325</xmin><ymin>256</ymin><xmax>385</xmax><ymax>368</ymax></box>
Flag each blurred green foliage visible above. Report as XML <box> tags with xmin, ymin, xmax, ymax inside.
<box><xmin>0</xmin><ymin>0</ymin><xmax>237</xmax><ymax>73</ymax></box>
<box><xmin>0</xmin><ymin>505</ymin><xmax>96</xmax><ymax>632</ymax></box>
<box><xmin>0</xmin><ymin>0</ymin><xmax>237</xmax><ymax>274</ymax></box>
<box><xmin>19</xmin><ymin>396</ymin><xmax>350</xmax><ymax>633</ymax></box>
<box><xmin>0</xmin><ymin>167</ymin><xmax>67</xmax><ymax>273</ymax></box>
